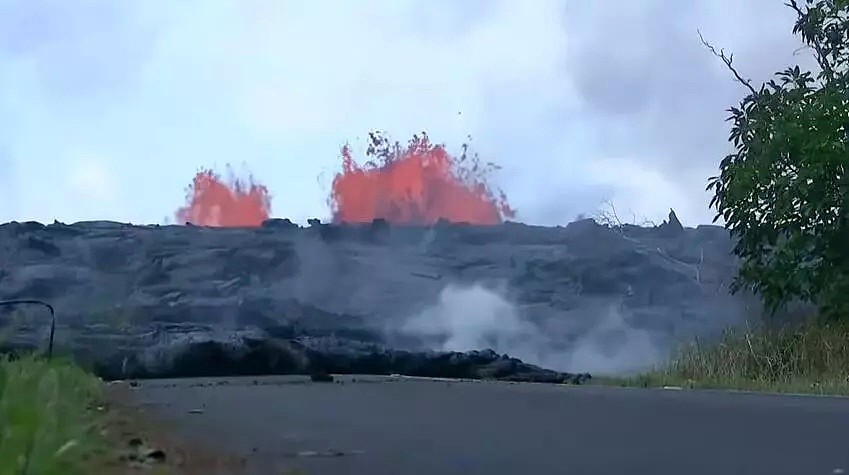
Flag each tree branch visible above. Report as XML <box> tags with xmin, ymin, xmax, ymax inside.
<box><xmin>697</xmin><ymin>29</ymin><xmax>759</xmax><ymax>96</ymax></box>
<box><xmin>785</xmin><ymin>0</ymin><xmax>836</xmax><ymax>79</ymax></box>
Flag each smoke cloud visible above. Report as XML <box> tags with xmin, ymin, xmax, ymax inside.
<box><xmin>397</xmin><ymin>281</ymin><xmax>666</xmax><ymax>375</ymax></box>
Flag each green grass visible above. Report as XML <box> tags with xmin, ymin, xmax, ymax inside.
<box><xmin>605</xmin><ymin>318</ymin><xmax>849</xmax><ymax>396</ymax></box>
<box><xmin>0</xmin><ymin>352</ymin><xmax>243</xmax><ymax>475</ymax></box>
<box><xmin>0</xmin><ymin>353</ymin><xmax>110</xmax><ymax>475</ymax></box>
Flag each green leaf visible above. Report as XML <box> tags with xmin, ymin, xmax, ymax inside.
<box><xmin>708</xmin><ymin>0</ymin><xmax>849</xmax><ymax>317</ymax></box>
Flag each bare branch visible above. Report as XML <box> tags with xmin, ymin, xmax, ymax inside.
<box><xmin>792</xmin><ymin>44</ymin><xmax>811</xmax><ymax>57</ymax></box>
<box><xmin>786</xmin><ymin>1</ymin><xmax>805</xmax><ymax>20</ymax></box>
<box><xmin>594</xmin><ymin>199</ymin><xmax>624</xmax><ymax>229</ymax></box>
<box><xmin>697</xmin><ymin>29</ymin><xmax>759</xmax><ymax>96</ymax></box>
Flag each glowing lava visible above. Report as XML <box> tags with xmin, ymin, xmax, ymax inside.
<box><xmin>175</xmin><ymin>167</ymin><xmax>271</xmax><ymax>227</ymax></box>
<box><xmin>330</xmin><ymin>132</ymin><xmax>514</xmax><ymax>225</ymax></box>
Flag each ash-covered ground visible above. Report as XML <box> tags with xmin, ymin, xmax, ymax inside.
<box><xmin>0</xmin><ymin>212</ymin><xmax>763</xmax><ymax>382</ymax></box>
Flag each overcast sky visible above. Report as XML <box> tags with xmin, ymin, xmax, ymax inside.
<box><xmin>0</xmin><ymin>0</ymin><xmax>812</xmax><ymax>226</ymax></box>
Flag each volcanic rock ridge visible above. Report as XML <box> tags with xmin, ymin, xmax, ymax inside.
<box><xmin>0</xmin><ymin>213</ymin><xmax>758</xmax><ymax>382</ymax></box>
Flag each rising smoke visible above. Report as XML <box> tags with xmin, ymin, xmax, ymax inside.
<box><xmin>398</xmin><ymin>282</ymin><xmax>666</xmax><ymax>375</ymax></box>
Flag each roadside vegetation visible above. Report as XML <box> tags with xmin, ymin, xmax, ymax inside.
<box><xmin>610</xmin><ymin>0</ymin><xmax>849</xmax><ymax>395</ymax></box>
<box><xmin>608</xmin><ymin>318</ymin><xmax>849</xmax><ymax>395</ymax></box>
<box><xmin>0</xmin><ymin>353</ymin><xmax>109</xmax><ymax>475</ymax></box>
<box><xmin>0</xmin><ymin>352</ymin><xmax>241</xmax><ymax>474</ymax></box>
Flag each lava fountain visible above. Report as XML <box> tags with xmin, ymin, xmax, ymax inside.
<box><xmin>175</xmin><ymin>166</ymin><xmax>271</xmax><ymax>227</ymax></box>
<box><xmin>330</xmin><ymin>131</ymin><xmax>515</xmax><ymax>225</ymax></box>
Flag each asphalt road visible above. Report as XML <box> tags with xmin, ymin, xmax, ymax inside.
<box><xmin>124</xmin><ymin>375</ymin><xmax>849</xmax><ymax>475</ymax></box>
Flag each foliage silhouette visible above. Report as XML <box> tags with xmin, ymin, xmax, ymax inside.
<box><xmin>706</xmin><ymin>0</ymin><xmax>849</xmax><ymax>318</ymax></box>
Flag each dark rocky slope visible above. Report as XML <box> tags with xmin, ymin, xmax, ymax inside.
<box><xmin>0</xmin><ymin>212</ymin><xmax>760</xmax><ymax>381</ymax></box>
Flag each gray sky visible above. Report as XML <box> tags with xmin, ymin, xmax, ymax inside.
<box><xmin>0</xmin><ymin>0</ymin><xmax>811</xmax><ymax>226</ymax></box>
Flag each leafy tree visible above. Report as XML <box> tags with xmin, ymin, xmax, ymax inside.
<box><xmin>705</xmin><ymin>0</ymin><xmax>849</xmax><ymax>318</ymax></box>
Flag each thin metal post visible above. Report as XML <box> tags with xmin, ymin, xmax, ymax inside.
<box><xmin>0</xmin><ymin>299</ymin><xmax>56</xmax><ymax>360</ymax></box>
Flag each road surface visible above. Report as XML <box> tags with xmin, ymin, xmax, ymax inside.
<box><xmin>122</xmin><ymin>375</ymin><xmax>849</xmax><ymax>475</ymax></box>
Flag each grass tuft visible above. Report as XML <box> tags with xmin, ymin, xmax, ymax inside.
<box><xmin>610</xmin><ymin>318</ymin><xmax>849</xmax><ymax>395</ymax></box>
<box><xmin>0</xmin><ymin>353</ymin><xmax>108</xmax><ymax>475</ymax></box>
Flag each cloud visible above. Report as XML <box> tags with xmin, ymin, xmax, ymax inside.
<box><xmin>0</xmin><ymin>146</ymin><xmax>18</xmax><ymax>222</ymax></box>
<box><xmin>559</xmin><ymin>0</ymin><xmax>816</xmax><ymax>225</ymax></box>
<box><xmin>0</xmin><ymin>0</ymin><xmax>820</xmax><ymax>226</ymax></box>
<box><xmin>67</xmin><ymin>157</ymin><xmax>117</xmax><ymax>202</ymax></box>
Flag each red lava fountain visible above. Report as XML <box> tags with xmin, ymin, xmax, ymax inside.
<box><xmin>330</xmin><ymin>132</ymin><xmax>515</xmax><ymax>225</ymax></box>
<box><xmin>175</xmin><ymin>167</ymin><xmax>271</xmax><ymax>227</ymax></box>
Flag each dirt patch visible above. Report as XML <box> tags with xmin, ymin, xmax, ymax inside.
<box><xmin>93</xmin><ymin>382</ymin><xmax>248</xmax><ymax>475</ymax></box>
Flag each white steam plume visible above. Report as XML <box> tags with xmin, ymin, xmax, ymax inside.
<box><xmin>399</xmin><ymin>282</ymin><xmax>665</xmax><ymax>375</ymax></box>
